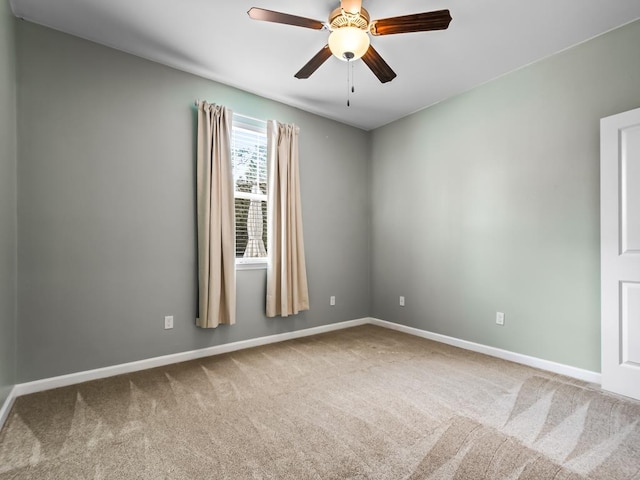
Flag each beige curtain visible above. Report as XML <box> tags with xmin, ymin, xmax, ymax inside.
<box><xmin>196</xmin><ymin>101</ymin><xmax>235</xmax><ymax>328</ymax></box>
<box><xmin>266</xmin><ymin>120</ymin><xmax>309</xmax><ymax>317</ymax></box>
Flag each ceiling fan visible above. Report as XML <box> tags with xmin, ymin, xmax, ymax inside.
<box><xmin>247</xmin><ymin>0</ymin><xmax>452</xmax><ymax>83</ymax></box>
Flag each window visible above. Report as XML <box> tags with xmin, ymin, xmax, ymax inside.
<box><xmin>231</xmin><ymin>114</ymin><xmax>268</xmax><ymax>267</ymax></box>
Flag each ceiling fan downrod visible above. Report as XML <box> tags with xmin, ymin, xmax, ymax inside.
<box><xmin>341</xmin><ymin>0</ymin><xmax>362</xmax><ymax>16</ymax></box>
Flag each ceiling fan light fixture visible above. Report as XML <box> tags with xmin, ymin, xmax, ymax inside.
<box><xmin>328</xmin><ymin>27</ymin><xmax>370</xmax><ymax>61</ymax></box>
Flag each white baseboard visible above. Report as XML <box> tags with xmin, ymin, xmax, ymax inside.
<box><xmin>13</xmin><ymin>318</ymin><xmax>369</xmax><ymax>398</ymax></box>
<box><xmin>369</xmin><ymin>318</ymin><xmax>601</xmax><ymax>384</ymax></box>
<box><xmin>11</xmin><ymin>317</ymin><xmax>602</xmax><ymax>397</ymax></box>
<box><xmin>0</xmin><ymin>386</ymin><xmax>17</xmax><ymax>431</ymax></box>
<box><xmin>2</xmin><ymin>316</ymin><xmax>602</xmax><ymax>433</ymax></box>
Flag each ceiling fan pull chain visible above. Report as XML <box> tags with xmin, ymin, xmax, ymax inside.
<box><xmin>346</xmin><ymin>59</ymin><xmax>356</xmax><ymax>107</ymax></box>
<box><xmin>347</xmin><ymin>58</ymin><xmax>351</xmax><ymax>107</ymax></box>
<box><xmin>352</xmin><ymin>61</ymin><xmax>355</xmax><ymax>93</ymax></box>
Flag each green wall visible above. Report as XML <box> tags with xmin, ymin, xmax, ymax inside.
<box><xmin>0</xmin><ymin>0</ymin><xmax>17</xmax><ymax>405</ymax></box>
<box><xmin>15</xmin><ymin>21</ymin><xmax>370</xmax><ymax>382</ymax></box>
<box><xmin>371</xmin><ymin>20</ymin><xmax>640</xmax><ymax>372</ymax></box>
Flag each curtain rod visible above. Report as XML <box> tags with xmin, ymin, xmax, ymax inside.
<box><xmin>193</xmin><ymin>100</ymin><xmax>266</xmax><ymax>124</ymax></box>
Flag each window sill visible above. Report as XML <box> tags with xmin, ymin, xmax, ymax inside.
<box><xmin>236</xmin><ymin>259</ymin><xmax>267</xmax><ymax>270</ymax></box>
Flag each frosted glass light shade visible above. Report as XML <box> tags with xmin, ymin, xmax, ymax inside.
<box><xmin>328</xmin><ymin>27</ymin><xmax>370</xmax><ymax>61</ymax></box>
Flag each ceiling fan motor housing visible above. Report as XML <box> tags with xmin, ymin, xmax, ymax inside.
<box><xmin>329</xmin><ymin>6</ymin><xmax>370</xmax><ymax>30</ymax></box>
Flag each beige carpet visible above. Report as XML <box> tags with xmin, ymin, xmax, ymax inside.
<box><xmin>1</xmin><ymin>325</ymin><xmax>639</xmax><ymax>479</ymax></box>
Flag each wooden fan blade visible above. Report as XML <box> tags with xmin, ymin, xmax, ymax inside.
<box><xmin>295</xmin><ymin>45</ymin><xmax>332</xmax><ymax>79</ymax></box>
<box><xmin>247</xmin><ymin>7</ymin><xmax>325</xmax><ymax>30</ymax></box>
<box><xmin>370</xmin><ymin>9</ymin><xmax>452</xmax><ymax>36</ymax></box>
<box><xmin>361</xmin><ymin>45</ymin><xmax>396</xmax><ymax>83</ymax></box>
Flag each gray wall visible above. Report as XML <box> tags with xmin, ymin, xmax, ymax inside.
<box><xmin>0</xmin><ymin>1</ymin><xmax>17</xmax><ymax>405</ymax></box>
<box><xmin>12</xmin><ymin>14</ymin><xmax>640</xmax><ymax>383</ymax></box>
<box><xmin>15</xmin><ymin>21</ymin><xmax>370</xmax><ymax>382</ymax></box>
<box><xmin>371</xmin><ymin>20</ymin><xmax>640</xmax><ymax>372</ymax></box>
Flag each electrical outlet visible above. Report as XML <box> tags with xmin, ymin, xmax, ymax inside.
<box><xmin>399</xmin><ymin>296</ymin><xmax>405</xmax><ymax>307</ymax></box>
<box><xmin>496</xmin><ymin>312</ymin><xmax>505</xmax><ymax>326</ymax></box>
<box><xmin>330</xmin><ymin>296</ymin><xmax>336</xmax><ymax>306</ymax></box>
<box><xmin>164</xmin><ymin>315</ymin><xmax>174</xmax><ymax>330</ymax></box>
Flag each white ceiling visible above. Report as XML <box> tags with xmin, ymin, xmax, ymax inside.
<box><xmin>9</xmin><ymin>0</ymin><xmax>640</xmax><ymax>130</ymax></box>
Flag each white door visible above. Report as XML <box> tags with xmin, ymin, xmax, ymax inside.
<box><xmin>601</xmin><ymin>107</ymin><xmax>640</xmax><ymax>400</ymax></box>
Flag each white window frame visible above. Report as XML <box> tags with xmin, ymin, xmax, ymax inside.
<box><xmin>231</xmin><ymin>114</ymin><xmax>268</xmax><ymax>270</ymax></box>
